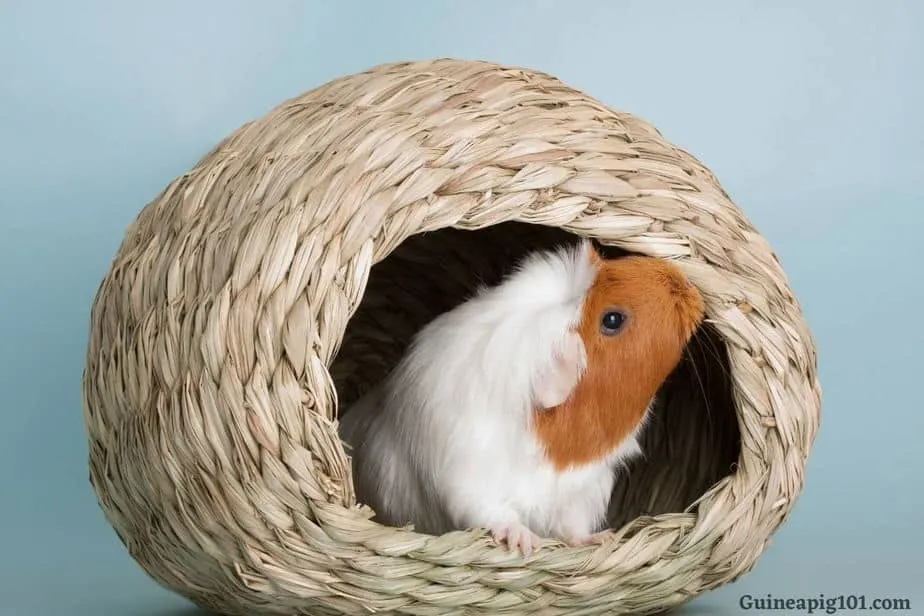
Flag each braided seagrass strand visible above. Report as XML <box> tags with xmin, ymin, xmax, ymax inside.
<box><xmin>81</xmin><ymin>58</ymin><xmax>821</xmax><ymax>615</ymax></box>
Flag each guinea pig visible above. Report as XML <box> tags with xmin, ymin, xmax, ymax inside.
<box><xmin>338</xmin><ymin>238</ymin><xmax>705</xmax><ymax>556</ymax></box>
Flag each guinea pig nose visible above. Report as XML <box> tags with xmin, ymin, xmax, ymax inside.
<box><xmin>663</xmin><ymin>268</ymin><xmax>703</xmax><ymax>311</ymax></box>
<box><xmin>663</xmin><ymin>269</ymin><xmax>693</xmax><ymax>297</ymax></box>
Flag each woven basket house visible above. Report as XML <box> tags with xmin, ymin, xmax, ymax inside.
<box><xmin>82</xmin><ymin>58</ymin><xmax>821</xmax><ymax>616</ymax></box>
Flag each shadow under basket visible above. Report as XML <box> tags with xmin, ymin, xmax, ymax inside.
<box><xmin>81</xmin><ymin>58</ymin><xmax>821</xmax><ymax>616</ymax></box>
<box><xmin>330</xmin><ymin>222</ymin><xmax>742</xmax><ymax>530</ymax></box>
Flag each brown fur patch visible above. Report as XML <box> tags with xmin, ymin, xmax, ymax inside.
<box><xmin>533</xmin><ymin>250</ymin><xmax>705</xmax><ymax>470</ymax></box>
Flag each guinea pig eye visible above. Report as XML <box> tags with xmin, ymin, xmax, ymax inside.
<box><xmin>600</xmin><ymin>309</ymin><xmax>627</xmax><ymax>336</ymax></box>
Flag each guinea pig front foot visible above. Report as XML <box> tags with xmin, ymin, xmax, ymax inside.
<box><xmin>563</xmin><ymin>530</ymin><xmax>611</xmax><ymax>547</ymax></box>
<box><xmin>489</xmin><ymin>522</ymin><xmax>543</xmax><ymax>557</ymax></box>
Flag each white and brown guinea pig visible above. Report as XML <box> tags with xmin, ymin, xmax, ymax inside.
<box><xmin>338</xmin><ymin>238</ymin><xmax>705</xmax><ymax>556</ymax></box>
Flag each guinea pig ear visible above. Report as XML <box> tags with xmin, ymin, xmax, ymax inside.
<box><xmin>579</xmin><ymin>238</ymin><xmax>604</xmax><ymax>266</ymax></box>
<box><xmin>531</xmin><ymin>330</ymin><xmax>587</xmax><ymax>410</ymax></box>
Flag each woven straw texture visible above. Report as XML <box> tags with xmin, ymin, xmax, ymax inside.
<box><xmin>82</xmin><ymin>58</ymin><xmax>821</xmax><ymax>616</ymax></box>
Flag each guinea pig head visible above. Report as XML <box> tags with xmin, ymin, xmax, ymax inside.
<box><xmin>533</xmin><ymin>249</ymin><xmax>705</xmax><ymax>471</ymax></box>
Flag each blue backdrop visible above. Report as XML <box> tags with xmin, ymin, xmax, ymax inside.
<box><xmin>1</xmin><ymin>1</ymin><xmax>921</xmax><ymax>614</ymax></box>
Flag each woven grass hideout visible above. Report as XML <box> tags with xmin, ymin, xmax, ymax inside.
<box><xmin>81</xmin><ymin>58</ymin><xmax>821</xmax><ymax>616</ymax></box>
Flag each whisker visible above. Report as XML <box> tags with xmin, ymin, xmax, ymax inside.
<box><xmin>685</xmin><ymin>343</ymin><xmax>713</xmax><ymax>427</ymax></box>
<box><xmin>697</xmin><ymin>328</ymin><xmax>732</xmax><ymax>381</ymax></box>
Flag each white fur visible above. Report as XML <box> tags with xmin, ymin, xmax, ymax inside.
<box><xmin>338</xmin><ymin>239</ymin><xmax>648</xmax><ymax>549</ymax></box>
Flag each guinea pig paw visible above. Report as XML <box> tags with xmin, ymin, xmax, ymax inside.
<box><xmin>557</xmin><ymin>330</ymin><xmax>587</xmax><ymax>381</ymax></box>
<box><xmin>533</xmin><ymin>331</ymin><xmax>587</xmax><ymax>410</ymax></box>
<box><xmin>490</xmin><ymin>523</ymin><xmax>542</xmax><ymax>557</ymax></box>
<box><xmin>564</xmin><ymin>531</ymin><xmax>611</xmax><ymax>547</ymax></box>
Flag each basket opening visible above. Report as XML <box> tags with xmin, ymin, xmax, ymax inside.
<box><xmin>329</xmin><ymin>221</ymin><xmax>741</xmax><ymax>528</ymax></box>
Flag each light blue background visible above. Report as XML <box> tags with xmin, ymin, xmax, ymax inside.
<box><xmin>1</xmin><ymin>1</ymin><xmax>921</xmax><ymax>615</ymax></box>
